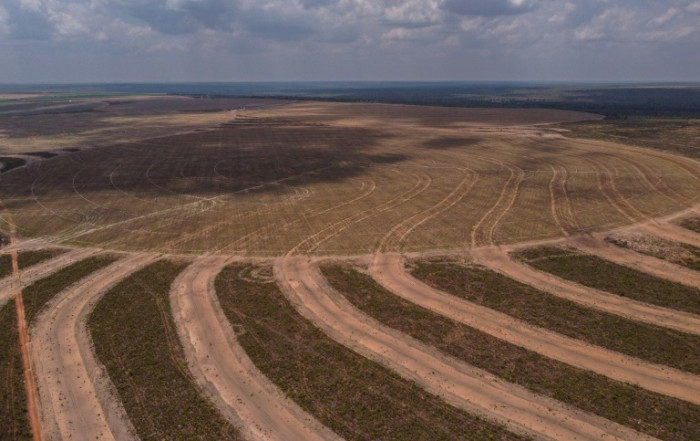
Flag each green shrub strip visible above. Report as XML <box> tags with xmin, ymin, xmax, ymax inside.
<box><xmin>215</xmin><ymin>264</ymin><xmax>524</xmax><ymax>441</ymax></box>
<box><xmin>513</xmin><ymin>246</ymin><xmax>700</xmax><ymax>314</ymax></box>
<box><xmin>0</xmin><ymin>302</ymin><xmax>32</xmax><ymax>440</ymax></box>
<box><xmin>23</xmin><ymin>255</ymin><xmax>117</xmax><ymax>325</ymax></box>
<box><xmin>410</xmin><ymin>259</ymin><xmax>700</xmax><ymax>375</ymax></box>
<box><xmin>0</xmin><ymin>249</ymin><xmax>65</xmax><ymax>279</ymax></box>
<box><xmin>322</xmin><ymin>264</ymin><xmax>700</xmax><ymax>441</ymax></box>
<box><xmin>88</xmin><ymin>260</ymin><xmax>241</xmax><ymax>441</ymax></box>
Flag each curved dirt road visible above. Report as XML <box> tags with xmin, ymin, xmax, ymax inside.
<box><xmin>31</xmin><ymin>253</ymin><xmax>159</xmax><ymax>441</ymax></box>
<box><xmin>170</xmin><ymin>255</ymin><xmax>343</xmax><ymax>441</ymax></box>
<box><xmin>471</xmin><ymin>247</ymin><xmax>700</xmax><ymax>335</ymax></box>
<box><xmin>568</xmin><ymin>234</ymin><xmax>700</xmax><ymax>289</ymax></box>
<box><xmin>0</xmin><ymin>248</ymin><xmax>101</xmax><ymax>307</ymax></box>
<box><xmin>642</xmin><ymin>220</ymin><xmax>700</xmax><ymax>248</ymax></box>
<box><xmin>275</xmin><ymin>256</ymin><xmax>658</xmax><ymax>441</ymax></box>
<box><xmin>370</xmin><ymin>253</ymin><xmax>700</xmax><ymax>404</ymax></box>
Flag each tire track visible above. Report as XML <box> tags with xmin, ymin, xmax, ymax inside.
<box><xmin>287</xmin><ymin>170</ymin><xmax>432</xmax><ymax>256</ymax></box>
<box><xmin>370</xmin><ymin>252</ymin><xmax>700</xmax><ymax>404</ymax></box>
<box><xmin>547</xmin><ymin>164</ymin><xmax>579</xmax><ymax>236</ymax></box>
<box><xmin>218</xmin><ymin>179</ymin><xmax>376</xmax><ymax>254</ymax></box>
<box><xmin>276</xmin><ymin>256</ymin><xmax>658</xmax><ymax>441</ymax></box>
<box><xmin>31</xmin><ymin>253</ymin><xmax>159</xmax><ymax>441</ymax></box>
<box><xmin>170</xmin><ymin>256</ymin><xmax>343</xmax><ymax>441</ymax></box>
<box><xmin>470</xmin><ymin>246</ymin><xmax>700</xmax><ymax>335</ymax></box>
<box><xmin>377</xmin><ymin>168</ymin><xmax>478</xmax><ymax>253</ymax></box>
<box><xmin>470</xmin><ymin>162</ymin><xmax>525</xmax><ymax>247</ymax></box>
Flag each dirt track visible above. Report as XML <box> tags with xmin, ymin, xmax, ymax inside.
<box><xmin>471</xmin><ymin>247</ymin><xmax>700</xmax><ymax>335</ymax></box>
<box><xmin>370</xmin><ymin>253</ymin><xmax>700</xmax><ymax>404</ymax></box>
<box><xmin>31</xmin><ymin>253</ymin><xmax>158</xmax><ymax>441</ymax></box>
<box><xmin>275</xmin><ymin>255</ymin><xmax>658</xmax><ymax>441</ymax></box>
<box><xmin>0</xmin><ymin>248</ymin><xmax>101</xmax><ymax>307</ymax></box>
<box><xmin>568</xmin><ymin>234</ymin><xmax>700</xmax><ymax>288</ymax></box>
<box><xmin>170</xmin><ymin>255</ymin><xmax>342</xmax><ymax>441</ymax></box>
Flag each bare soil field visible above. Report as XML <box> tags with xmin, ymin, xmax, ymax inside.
<box><xmin>2</xmin><ymin>95</ymin><xmax>700</xmax><ymax>440</ymax></box>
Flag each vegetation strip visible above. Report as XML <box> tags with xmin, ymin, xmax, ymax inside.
<box><xmin>411</xmin><ymin>258</ymin><xmax>700</xmax><ymax>375</ymax></box>
<box><xmin>88</xmin><ymin>260</ymin><xmax>241</xmax><ymax>441</ymax></box>
<box><xmin>23</xmin><ymin>255</ymin><xmax>116</xmax><ymax>325</ymax></box>
<box><xmin>680</xmin><ymin>217</ymin><xmax>700</xmax><ymax>234</ymax></box>
<box><xmin>514</xmin><ymin>246</ymin><xmax>700</xmax><ymax>314</ymax></box>
<box><xmin>322</xmin><ymin>264</ymin><xmax>700</xmax><ymax>441</ymax></box>
<box><xmin>215</xmin><ymin>263</ymin><xmax>523</xmax><ymax>441</ymax></box>
<box><xmin>605</xmin><ymin>235</ymin><xmax>700</xmax><ymax>271</ymax></box>
<box><xmin>0</xmin><ymin>301</ymin><xmax>31</xmax><ymax>440</ymax></box>
<box><xmin>0</xmin><ymin>250</ymin><xmax>64</xmax><ymax>279</ymax></box>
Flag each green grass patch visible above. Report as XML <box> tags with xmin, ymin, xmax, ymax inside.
<box><xmin>88</xmin><ymin>260</ymin><xmax>241</xmax><ymax>441</ymax></box>
<box><xmin>22</xmin><ymin>255</ymin><xmax>116</xmax><ymax>325</ymax></box>
<box><xmin>513</xmin><ymin>246</ymin><xmax>700</xmax><ymax>314</ymax></box>
<box><xmin>215</xmin><ymin>264</ymin><xmax>524</xmax><ymax>441</ymax></box>
<box><xmin>0</xmin><ymin>249</ymin><xmax>65</xmax><ymax>279</ymax></box>
<box><xmin>680</xmin><ymin>217</ymin><xmax>700</xmax><ymax>234</ymax></box>
<box><xmin>410</xmin><ymin>258</ymin><xmax>700</xmax><ymax>375</ymax></box>
<box><xmin>0</xmin><ymin>302</ymin><xmax>32</xmax><ymax>440</ymax></box>
<box><xmin>321</xmin><ymin>264</ymin><xmax>700</xmax><ymax>441</ymax></box>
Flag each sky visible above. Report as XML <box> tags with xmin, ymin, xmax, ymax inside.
<box><xmin>0</xmin><ymin>0</ymin><xmax>699</xmax><ymax>83</ymax></box>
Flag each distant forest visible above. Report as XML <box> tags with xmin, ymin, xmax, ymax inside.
<box><xmin>2</xmin><ymin>82</ymin><xmax>699</xmax><ymax>117</ymax></box>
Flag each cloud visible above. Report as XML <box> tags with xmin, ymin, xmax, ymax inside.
<box><xmin>3</xmin><ymin>0</ymin><xmax>54</xmax><ymax>40</ymax></box>
<box><xmin>442</xmin><ymin>0</ymin><xmax>539</xmax><ymax>16</ymax></box>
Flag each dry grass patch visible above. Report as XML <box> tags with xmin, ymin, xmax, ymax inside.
<box><xmin>514</xmin><ymin>246</ymin><xmax>700</xmax><ymax>315</ymax></box>
<box><xmin>410</xmin><ymin>258</ymin><xmax>700</xmax><ymax>375</ymax></box>
<box><xmin>605</xmin><ymin>232</ymin><xmax>700</xmax><ymax>271</ymax></box>
<box><xmin>321</xmin><ymin>263</ymin><xmax>700</xmax><ymax>441</ymax></box>
<box><xmin>215</xmin><ymin>263</ymin><xmax>524</xmax><ymax>441</ymax></box>
<box><xmin>88</xmin><ymin>260</ymin><xmax>241</xmax><ymax>441</ymax></box>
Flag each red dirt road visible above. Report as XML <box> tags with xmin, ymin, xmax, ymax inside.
<box><xmin>370</xmin><ymin>253</ymin><xmax>700</xmax><ymax>405</ymax></box>
<box><xmin>276</xmin><ymin>255</ymin><xmax>657</xmax><ymax>441</ymax></box>
<box><xmin>170</xmin><ymin>255</ymin><xmax>342</xmax><ymax>441</ymax></box>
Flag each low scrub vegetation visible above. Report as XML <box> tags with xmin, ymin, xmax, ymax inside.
<box><xmin>321</xmin><ymin>263</ymin><xmax>700</xmax><ymax>441</ymax></box>
<box><xmin>215</xmin><ymin>263</ymin><xmax>523</xmax><ymax>441</ymax></box>
<box><xmin>605</xmin><ymin>235</ymin><xmax>700</xmax><ymax>271</ymax></box>
<box><xmin>23</xmin><ymin>255</ymin><xmax>116</xmax><ymax>324</ymax></box>
<box><xmin>513</xmin><ymin>247</ymin><xmax>700</xmax><ymax>314</ymax></box>
<box><xmin>0</xmin><ymin>249</ymin><xmax>65</xmax><ymax>279</ymax></box>
<box><xmin>410</xmin><ymin>259</ymin><xmax>700</xmax><ymax>375</ymax></box>
<box><xmin>0</xmin><ymin>302</ymin><xmax>31</xmax><ymax>440</ymax></box>
<box><xmin>88</xmin><ymin>260</ymin><xmax>241</xmax><ymax>441</ymax></box>
<box><xmin>680</xmin><ymin>217</ymin><xmax>700</xmax><ymax>234</ymax></box>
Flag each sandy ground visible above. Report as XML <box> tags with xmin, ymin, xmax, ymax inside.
<box><xmin>275</xmin><ymin>255</ymin><xmax>658</xmax><ymax>441</ymax></box>
<box><xmin>568</xmin><ymin>234</ymin><xmax>700</xmax><ymax>288</ymax></box>
<box><xmin>470</xmin><ymin>247</ymin><xmax>700</xmax><ymax>335</ymax></box>
<box><xmin>370</xmin><ymin>253</ymin><xmax>700</xmax><ymax>405</ymax></box>
<box><xmin>31</xmin><ymin>253</ymin><xmax>159</xmax><ymax>441</ymax></box>
<box><xmin>642</xmin><ymin>220</ymin><xmax>700</xmax><ymax>248</ymax></box>
<box><xmin>170</xmin><ymin>255</ymin><xmax>342</xmax><ymax>441</ymax></box>
<box><xmin>0</xmin><ymin>248</ymin><xmax>101</xmax><ymax>307</ymax></box>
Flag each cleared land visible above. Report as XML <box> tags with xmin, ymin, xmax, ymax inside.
<box><xmin>1</xmin><ymin>100</ymin><xmax>698</xmax><ymax>255</ymax></box>
<box><xmin>513</xmin><ymin>246</ymin><xmax>700</xmax><ymax>315</ymax></box>
<box><xmin>322</xmin><ymin>263</ymin><xmax>700</xmax><ymax>441</ymax></box>
<box><xmin>1</xmin><ymin>95</ymin><xmax>699</xmax><ymax>440</ymax></box>
<box><xmin>88</xmin><ymin>259</ymin><xmax>242</xmax><ymax>441</ymax></box>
